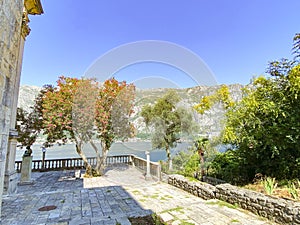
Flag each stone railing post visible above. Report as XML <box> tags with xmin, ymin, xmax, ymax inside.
<box><xmin>145</xmin><ymin>151</ymin><xmax>151</xmax><ymax>180</ymax></box>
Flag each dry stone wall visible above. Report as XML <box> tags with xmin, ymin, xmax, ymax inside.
<box><xmin>168</xmin><ymin>174</ymin><xmax>300</xmax><ymax>224</ymax></box>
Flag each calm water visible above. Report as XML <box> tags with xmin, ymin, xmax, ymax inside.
<box><xmin>15</xmin><ymin>141</ymin><xmax>191</xmax><ymax>162</ymax></box>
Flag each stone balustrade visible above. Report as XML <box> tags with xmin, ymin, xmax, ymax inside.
<box><xmin>15</xmin><ymin>154</ymin><xmax>162</xmax><ymax>181</ymax></box>
<box><xmin>168</xmin><ymin>174</ymin><xmax>300</xmax><ymax>224</ymax></box>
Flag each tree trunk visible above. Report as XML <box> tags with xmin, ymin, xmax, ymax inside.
<box><xmin>90</xmin><ymin>140</ymin><xmax>102</xmax><ymax>176</ymax></box>
<box><xmin>99</xmin><ymin>141</ymin><xmax>108</xmax><ymax>175</ymax></box>
<box><xmin>198</xmin><ymin>149</ymin><xmax>205</xmax><ymax>180</ymax></box>
<box><xmin>75</xmin><ymin>142</ymin><xmax>92</xmax><ymax>177</ymax></box>
<box><xmin>166</xmin><ymin>145</ymin><xmax>173</xmax><ymax>171</ymax></box>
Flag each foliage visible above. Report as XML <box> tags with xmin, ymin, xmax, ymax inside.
<box><xmin>209</xmin><ymin>150</ymin><xmax>246</xmax><ymax>185</ymax></box>
<box><xmin>222</xmin><ymin>64</ymin><xmax>300</xmax><ymax>180</ymax></box>
<box><xmin>169</xmin><ymin>138</ymin><xmax>219</xmax><ymax>179</ymax></box>
<box><xmin>262</xmin><ymin>177</ymin><xmax>277</xmax><ymax>195</ymax></box>
<box><xmin>42</xmin><ymin>77</ymin><xmax>96</xmax><ymax>175</ymax></box>
<box><xmin>16</xmin><ymin>108</ymin><xmax>40</xmax><ymax>147</ymax></box>
<box><xmin>16</xmin><ymin>85</ymin><xmax>54</xmax><ymax>148</ymax></box>
<box><xmin>287</xmin><ymin>182</ymin><xmax>299</xmax><ymax>200</ymax></box>
<box><xmin>180</xmin><ymin>152</ymin><xmax>200</xmax><ymax>178</ymax></box>
<box><xmin>141</xmin><ymin>90</ymin><xmax>195</xmax><ymax>171</ymax></box>
<box><xmin>43</xmin><ymin>76</ymin><xmax>78</xmax><ymax>143</ymax></box>
<box><xmin>194</xmin><ymin>137</ymin><xmax>208</xmax><ymax>178</ymax></box>
<box><xmin>217</xmin><ymin>34</ymin><xmax>300</xmax><ymax>182</ymax></box>
<box><xmin>42</xmin><ymin>76</ymin><xmax>135</xmax><ymax>176</ymax></box>
<box><xmin>194</xmin><ymin>34</ymin><xmax>300</xmax><ymax>184</ymax></box>
<box><xmin>193</xmin><ymin>85</ymin><xmax>234</xmax><ymax>114</ymax></box>
<box><xmin>94</xmin><ymin>78</ymin><xmax>135</xmax><ymax>174</ymax></box>
<box><xmin>293</xmin><ymin>33</ymin><xmax>300</xmax><ymax>61</ymax></box>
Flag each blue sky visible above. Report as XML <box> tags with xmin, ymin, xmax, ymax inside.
<box><xmin>21</xmin><ymin>0</ymin><xmax>300</xmax><ymax>88</ymax></box>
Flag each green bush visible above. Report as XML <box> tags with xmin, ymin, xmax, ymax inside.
<box><xmin>209</xmin><ymin>150</ymin><xmax>248</xmax><ymax>185</ymax></box>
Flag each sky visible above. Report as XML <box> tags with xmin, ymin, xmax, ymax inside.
<box><xmin>21</xmin><ymin>0</ymin><xmax>300</xmax><ymax>89</ymax></box>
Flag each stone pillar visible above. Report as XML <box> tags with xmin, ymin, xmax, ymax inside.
<box><xmin>145</xmin><ymin>151</ymin><xmax>151</xmax><ymax>180</ymax></box>
<box><xmin>3</xmin><ymin>8</ymin><xmax>29</xmax><ymax>195</ymax></box>
<box><xmin>3</xmin><ymin>130</ymin><xmax>19</xmax><ymax>194</ymax></box>
<box><xmin>20</xmin><ymin>155</ymin><xmax>33</xmax><ymax>184</ymax></box>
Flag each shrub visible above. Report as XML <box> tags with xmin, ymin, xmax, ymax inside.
<box><xmin>287</xmin><ymin>181</ymin><xmax>299</xmax><ymax>200</ymax></box>
<box><xmin>262</xmin><ymin>177</ymin><xmax>277</xmax><ymax>195</ymax></box>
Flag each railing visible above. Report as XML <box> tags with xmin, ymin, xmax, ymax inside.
<box><xmin>15</xmin><ymin>154</ymin><xmax>161</xmax><ymax>180</ymax></box>
<box><xmin>132</xmin><ymin>155</ymin><xmax>162</xmax><ymax>181</ymax></box>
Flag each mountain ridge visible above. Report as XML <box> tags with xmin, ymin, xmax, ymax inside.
<box><xmin>17</xmin><ymin>84</ymin><xmax>244</xmax><ymax>137</ymax></box>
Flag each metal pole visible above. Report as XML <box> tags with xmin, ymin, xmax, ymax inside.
<box><xmin>42</xmin><ymin>147</ymin><xmax>46</xmax><ymax>170</ymax></box>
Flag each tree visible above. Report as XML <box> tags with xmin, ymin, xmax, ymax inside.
<box><xmin>194</xmin><ymin>137</ymin><xmax>209</xmax><ymax>179</ymax></box>
<box><xmin>221</xmin><ymin>34</ymin><xmax>300</xmax><ymax>181</ymax></box>
<box><xmin>94</xmin><ymin>78</ymin><xmax>135</xmax><ymax>174</ymax></box>
<box><xmin>16</xmin><ymin>108</ymin><xmax>39</xmax><ymax>149</ymax></box>
<box><xmin>195</xmin><ymin>33</ymin><xmax>300</xmax><ymax>183</ymax></box>
<box><xmin>42</xmin><ymin>77</ymin><xmax>135</xmax><ymax>176</ymax></box>
<box><xmin>141</xmin><ymin>90</ymin><xmax>195</xmax><ymax>171</ymax></box>
<box><xmin>193</xmin><ymin>85</ymin><xmax>234</xmax><ymax>114</ymax></box>
<box><xmin>293</xmin><ymin>33</ymin><xmax>300</xmax><ymax>61</ymax></box>
<box><xmin>223</xmin><ymin>64</ymin><xmax>300</xmax><ymax>180</ymax></box>
<box><xmin>16</xmin><ymin>85</ymin><xmax>54</xmax><ymax>150</ymax></box>
<box><xmin>42</xmin><ymin>76</ymin><xmax>98</xmax><ymax>176</ymax></box>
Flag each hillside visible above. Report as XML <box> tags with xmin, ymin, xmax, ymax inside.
<box><xmin>18</xmin><ymin>84</ymin><xmax>244</xmax><ymax>138</ymax></box>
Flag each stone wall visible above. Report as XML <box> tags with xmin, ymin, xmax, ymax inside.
<box><xmin>0</xmin><ymin>0</ymin><xmax>24</xmax><ymax>217</ymax></box>
<box><xmin>168</xmin><ymin>174</ymin><xmax>300</xmax><ymax>224</ymax></box>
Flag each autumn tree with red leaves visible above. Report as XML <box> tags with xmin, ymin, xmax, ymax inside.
<box><xmin>95</xmin><ymin>78</ymin><xmax>135</xmax><ymax>174</ymax></box>
<box><xmin>42</xmin><ymin>76</ymin><xmax>135</xmax><ymax>176</ymax></box>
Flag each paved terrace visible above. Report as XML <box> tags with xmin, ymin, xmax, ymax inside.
<box><xmin>1</xmin><ymin>165</ymin><xmax>276</xmax><ymax>225</ymax></box>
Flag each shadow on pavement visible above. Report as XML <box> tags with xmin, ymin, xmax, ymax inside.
<box><xmin>1</xmin><ymin>170</ymin><xmax>153</xmax><ymax>224</ymax></box>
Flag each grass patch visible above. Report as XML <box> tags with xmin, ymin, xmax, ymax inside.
<box><xmin>187</xmin><ymin>177</ymin><xmax>199</xmax><ymax>182</ymax></box>
<box><xmin>179</xmin><ymin>222</ymin><xmax>195</xmax><ymax>225</ymax></box>
<box><xmin>132</xmin><ymin>190</ymin><xmax>141</xmax><ymax>195</ymax></box>
<box><xmin>161</xmin><ymin>206</ymin><xmax>185</xmax><ymax>214</ymax></box>
<box><xmin>150</xmin><ymin>194</ymin><xmax>160</xmax><ymax>199</ymax></box>
<box><xmin>164</xmin><ymin>195</ymin><xmax>173</xmax><ymax>199</ymax></box>
<box><xmin>206</xmin><ymin>200</ymin><xmax>238</xmax><ymax>209</ymax></box>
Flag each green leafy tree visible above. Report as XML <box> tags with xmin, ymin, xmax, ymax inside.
<box><xmin>195</xmin><ymin>33</ymin><xmax>300</xmax><ymax>183</ymax></box>
<box><xmin>16</xmin><ymin>108</ymin><xmax>39</xmax><ymax>149</ymax></box>
<box><xmin>193</xmin><ymin>85</ymin><xmax>234</xmax><ymax>114</ymax></box>
<box><xmin>293</xmin><ymin>33</ymin><xmax>300</xmax><ymax>61</ymax></box>
<box><xmin>221</xmin><ymin>34</ymin><xmax>300</xmax><ymax>181</ymax></box>
<box><xmin>141</xmin><ymin>90</ymin><xmax>195</xmax><ymax>171</ymax></box>
<box><xmin>194</xmin><ymin>137</ymin><xmax>208</xmax><ymax>178</ymax></box>
<box><xmin>223</xmin><ymin>64</ymin><xmax>300</xmax><ymax>180</ymax></box>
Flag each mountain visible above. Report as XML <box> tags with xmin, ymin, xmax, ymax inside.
<box><xmin>17</xmin><ymin>85</ymin><xmax>41</xmax><ymax>112</ymax></box>
<box><xmin>17</xmin><ymin>84</ymin><xmax>244</xmax><ymax>138</ymax></box>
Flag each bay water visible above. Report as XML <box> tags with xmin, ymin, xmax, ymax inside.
<box><xmin>15</xmin><ymin>141</ymin><xmax>191</xmax><ymax>162</ymax></box>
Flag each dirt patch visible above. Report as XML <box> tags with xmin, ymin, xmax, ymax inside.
<box><xmin>244</xmin><ymin>183</ymin><xmax>299</xmax><ymax>201</ymax></box>
<box><xmin>129</xmin><ymin>214</ymin><xmax>163</xmax><ymax>225</ymax></box>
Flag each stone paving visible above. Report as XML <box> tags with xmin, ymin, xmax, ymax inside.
<box><xmin>1</xmin><ymin>165</ymin><xmax>277</xmax><ymax>225</ymax></box>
